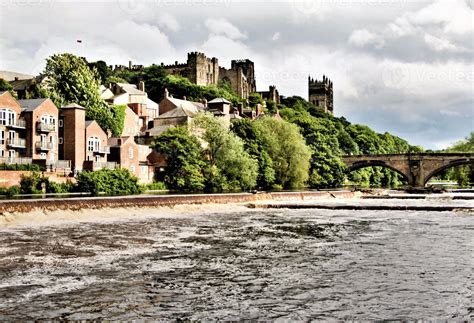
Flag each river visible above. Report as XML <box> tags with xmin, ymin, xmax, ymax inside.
<box><xmin>0</xmin><ymin>197</ymin><xmax>472</xmax><ymax>320</ymax></box>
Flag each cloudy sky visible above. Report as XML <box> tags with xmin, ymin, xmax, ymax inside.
<box><xmin>0</xmin><ymin>0</ymin><xmax>472</xmax><ymax>149</ymax></box>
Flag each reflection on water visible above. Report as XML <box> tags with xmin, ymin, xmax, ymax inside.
<box><xmin>0</xmin><ymin>199</ymin><xmax>472</xmax><ymax>320</ymax></box>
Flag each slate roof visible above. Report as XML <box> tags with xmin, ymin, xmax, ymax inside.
<box><xmin>208</xmin><ymin>97</ymin><xmax>231</xmax><ymax>104</ymax></box>
<box><xmin>17</xmin><ymin>98</ymin><xmax>48</xmax><ymax>112</ymax></box>
<box><xmin>116</xmin><ymin>83</ymin><xmax>146</xmax><ymax>95</ymax></box>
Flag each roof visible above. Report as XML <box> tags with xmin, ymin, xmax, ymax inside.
<box><xmin>208</xmin><ymin>97</ymin><xmax>231</xmax><ymax>104</ymax></box>
<box><xmin>10</xmin><ymin>78</ymin><xmax>36</xmax><ymax>91</ymax></box>
<box><xmin>0</xmin><ymin>91</ymin><xmax>6</xmax><ymax>96</ymax></box>
<box><xmin>0</xmin><ymin>71</ymin><xmax>35</xmax><ymax>82</ymax></box>
<box><xmin>62</xmin><ymin>103</ymin><xmax>86</xmax><ymax>110</ymax></box>
<box><xmin>166</xmin><ymin>97</ymin><xmax>205</xmax><ymax>113</ymax></box>
<box><xmin>108</xmin><ymin>136</ymin><xmax>133</xmax><ymax>147</ymax></box>
<box><xmin>147</xmin><ymin>124</ymin><xmax>174</xmax><ymax>137</ymax></box>
<box><xmin>17</xmin><ymin>98</ymin><xmax>48</xmax><ymax>112</ymax></box>
<box><xmin>116</xmin><ymin>83</ymin><xmax>146</xmax><ymax>95</ymax></box>
<box><xmin>158</xmin><ymin>105</ymin><xmax>197</xmax><ymax>118</ymax></box>
<box><xmin>85</xmin><ymin>120</ymin><xmax>95</xmax><ymax>127</ymax></box>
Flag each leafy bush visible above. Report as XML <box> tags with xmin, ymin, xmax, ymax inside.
<box><xmin>143</xmin><ymin>181</ymin><xmax>167</xmax><ymax>190</ymax></box>
<box><xmin>76</xmin><ymin>168</ymin><xmax>143</xmax><ymax>196</ymax></box>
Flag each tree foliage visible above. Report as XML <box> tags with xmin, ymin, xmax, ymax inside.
<box><xmin>192</xmin><ymin>112</ymin><xmax>258</xmax><ymax>191</ymax></box>
<box><xmin>42</xmin><ymin>53</ymin><xmax>124</xmax><ymax>136</ymax></box>
<box><xmin>75</xmin><ymin>168</ymin><xmax>143</xmax><ymax>196</ymax></box>
<box><xmin>153</xmin><ymin>127</ymin><xmax>206</xmax><ymax>191</ymax></box>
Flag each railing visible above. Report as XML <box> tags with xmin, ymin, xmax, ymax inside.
<box><xmin>6</xmin><ymin>138</ymin><xmax>26</xmax><ymax>148</ymax></box>
<box><xmin>94</xmin><ymin>161</ymin><xmax>117</xmax><ymax>170</ymax></box>
<box><xmin>0</xmin><ymin>156</ymin><xmax>32</xmax><ymax>165</ymax></box>
<box><xmin>93</xmin><ymin>146</ymin><xmax>110</xmax><ymax>154</ymax></box>
<box><xmin>36</xmin><ymin>121</ymin><xmax>56</xmax><ymax>132</ymax></box>
<box><xmin>6</xmin><ymin>119</ymin><xmax>26</xmax><ymax>129</ymax></box>
<box><xmin>35</xmin><ymin>141</ymin><xmax>54</xmax><ymax>150</ymax></box>
<box><xmin>46</xmin><ymin>159</ymin><xmax>71</xmax><ymax>169</ymax></box>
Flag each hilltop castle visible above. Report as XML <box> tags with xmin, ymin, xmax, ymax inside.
<box><xmin>161</xmin><ymin>52</ymin><xmax>256</xmax><ymax>100</ymax></box>
<box><xmin>308</xmin><ymin>75</ymin><xmax>333</xmax><ymax>114</ymax></box>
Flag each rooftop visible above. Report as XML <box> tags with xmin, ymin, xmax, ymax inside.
<box><xmin>18</xmin><ymin>98</ymin><xmax>49</xmax><ymax>112</ymax></box>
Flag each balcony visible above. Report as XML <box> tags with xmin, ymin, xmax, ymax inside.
<box><xmin>35</xmin><ymin>141</ymin><xmax>54</xmax><ymax>151</ymax></box>
<box><xmin>93</xmin><ymin>146</ymin><xmax>110</xmax><ymax>154</ymax></box>
<box><xmin>6</xmin><ymin>138</ymin><xmax>26</xmax><ymax>148</ymax></box>
<box><xmin>6</xmin><ymin>119</ymin><xmax>26</xmax><ymax>130</ymax></box>
<box><xmin>46</xmin><ymin>159</ymin><xmax>71</xmax><ymax>170</ymax></box>
<box><xmin>36</xmin><ymin>121</ymin><xmax>56</xmax><ymax>133</ymax></box>
<box><xmin>95</xmin><ymin>161</ymin><xmax>117</xmax><ymax>170</ymax></box>
<box><xmin>0</xmin><ymin>156</ymin><xmax>32</xmax><ymax>165</ymax></box>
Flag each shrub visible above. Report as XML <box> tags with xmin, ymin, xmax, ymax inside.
<box><xmin>143</xmin><ymin>181</ymin><xmax>167</xmax><ymax>191</ymax></box>
<box><xmin>76</xmin><ymin>168</ymin><xmax>143</xmax><ymax>196</ymax></box>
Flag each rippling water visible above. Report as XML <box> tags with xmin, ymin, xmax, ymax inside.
<box><xmin>0</xmin><ymin>199</ymin><xmax>472</xmax><ymax>320</ymax></box>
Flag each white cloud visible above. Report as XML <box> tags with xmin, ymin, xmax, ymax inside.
<box><xmin>157</xmin><ymin>13</ymin><xmax>180</xmax><ymax>32</ymax></box>
<box><xmin>204</xmin><ymin>18</ymin><xmax>247</xmax><ymax>40</ymax></box>
<box><xmin>423</xmin><ymin>33</ymin><xmax>460</xmax><ymax>52</ymax></box>
<box><xmin>348</xmin><ymin>29</ymin><xmax>385</xmax><ymax>49</ymax></box>
<box><xmin>272</xmin><ymin>32</ymin><xmax>280</xmax><ymax>41</ymax></box>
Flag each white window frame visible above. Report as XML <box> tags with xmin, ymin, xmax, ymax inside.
<box><xmin>0</xmin><ymin>130</ymin><xmax>4</xmax><ymax>145</ymax></box>
<box><xmin>58</xmin><ymin>137</ymin><xmax>63</xmax><ymax>144</ymax></box>
<box><xmin>0</xmin><ymin>108</ymin><xmax>16</xmax><ymax>126</ymax></box>
<box><xmin>59</xmin><ymin>119</ymin><xmax>63</xmax><ymax>127</ymax></box>
<box><xmin>128</xmin><ymin>147</ymin><xmax>134</xmax><ymax>159</ymax></box>
<box><xmin>88</xmin><ymin>137</ymin><xmax>100</xmax><ymax>152</ymax></box>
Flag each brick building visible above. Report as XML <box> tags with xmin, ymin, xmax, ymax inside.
<box><xmin>17</xmin><ymin>98</ymin><xmax>58</xmax><ymax>163</ymax></box>
<box><xmin>0</xmin><ymin>91</ymin><xmax>27</xmax><ymax>164</ymax></box>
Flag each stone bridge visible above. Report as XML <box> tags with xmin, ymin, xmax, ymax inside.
<box><xmin>342</xmin><ymin>153</ymin><xmax>474</xmax><ymax>188</ymax></box>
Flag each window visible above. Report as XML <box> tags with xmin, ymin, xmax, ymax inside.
<box><xmin>141</xmin><ymin>165</ymin><xmax>147</xmax><ymax>176</ymax></box>
<box><xmin>0</xmin><ymin>149</ymin><xmax>4</xmax><ymax>157</ymax></box>
<box><xmin>58</xmin><ymin>137</ymin><xmax>63</xmax><ymax>144</ymax></box>
<box><xmin>0</xmin><ymin>108</ymin><xmax>16</xmax><ymax>126</ymax></box>
<box><xmin>88</xmin><ymin>137</ymin><xmax>100</xmax><ymax>152</ymax></box>
<box><xmin>9</xmin><ymin>131</ymin><xmax>15</xmax><ymax>142</ymax></box>
<box><xmin>41</xmin><ymin>114</ymin><xmax>56</xmax><ymax>126</ymax></box>
<box><xmin>0</xmin><ymin>130</ymin><xmax>4</xmax><ymax>145</ymax></box>
<box><xmin>95</xmin><ymin>155</ymin><xmax>100</xmax><ymax>163</ymax></box>
<box><xmin>40</xmin><ymin>134</ymin><xmax>46</xmax><ymax>144</ymax></box>
<box><xmin>8</xmin><ymin>150</ymin><xmax>15</xmax><ymax>158</ymax></box>
<box><xmin>40</xmin><ymin>152</ymin><xmax>47</xmax><ymax>160</ymax></box>
<box><xmin>130</xmin><ymin>165</ymin><xmax>135</xmax><ymax>173</ymax></box>
<box><xmin>59</xmin><ymin>119</ymin><xmax>63</xmax><ymax>127</ymax></box>
<box><xmin>128</xmin><ymin>147</ymin><xmax>134</xmax><ymax>159</ymax></box>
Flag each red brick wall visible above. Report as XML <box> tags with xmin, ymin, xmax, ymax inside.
<box><xmin>85</xmin><ymin>121</ymin><xmax>108</xmax><ymax>163</ymax></box>
<box><xmin>62</xmin><ymin>107</ymin><xmax>86</xmax><ymax>170</ymax></box>
<box><xmin>0</xmin><ymin>170</ymin><xmax>74</xmax><ymax>188</ymax></box>
<box><xmin>27</xmin><ymin>99</ymin><xmax>59</xmax><ymax>161</ymax></box>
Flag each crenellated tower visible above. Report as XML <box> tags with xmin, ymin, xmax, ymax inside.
<box><xmin>308</xmin><ymin>75</ymin><xmax>333</xmax><ymax>114</ymax></box>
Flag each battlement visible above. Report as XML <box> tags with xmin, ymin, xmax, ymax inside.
<box><xmin>309</xmin><ymin>75</ymin><xmax>333</xmax><ymax>88</ymax></box>
<box><xmin>161</xmin><ymin>62</ymin><xmax>188</xmax><ymax>69</ymax></box>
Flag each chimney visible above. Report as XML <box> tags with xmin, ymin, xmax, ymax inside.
<box><xmin>106</xmin><ymin>129</ymin><xmax>112</xmax><ymax>138</ymax></box>
<box><xmin>182</xmin><ymin>96</ymin><xmax>186</xmax><ymax>101</ymax></box>
<box><xmin>164</xmin><ymin>88</ymin><xmax>169</xmax><ymax>99</ymax></box>
<box><xmin>14</xmin><ymin>77</ymin><xmax>19</xmax><ymax>81</ymax></box>
<box><xmin>238</xmin><ymin>102</ymin><xmax>244</xmax><ymax>115</ymax></box>
<box><xmin>138</xmin><ymin>81</ymin><xmax>145</xmax><ymax>92</ymax></box>
<box><xmin>129</xmin><ymin>60</ymin><xmax>132</xmax><ymax>69</ymax></box>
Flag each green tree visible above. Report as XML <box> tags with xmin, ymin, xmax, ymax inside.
<box><xmin>42</xmin><ymin>53</ymin><xmax>124</xmax><ymax>136</ymax></box>
<box><xmin>192</xmin><ymin>112</ymin><xmax>258</xmax><ymax>191</ymax></box>
<box><xmin>0</xmin><ymin>79</ymin><xmax>16</xmax><ymax>98</ymax></box>
<box><xmin>256</xmin><ymin>117</ymin><xmax>311</xmax><ymax>188</ymax></box>
<box><xmin>153</xmin><ymin>127</ymin><xmax>206</xmax><ymax>191</ymax></box>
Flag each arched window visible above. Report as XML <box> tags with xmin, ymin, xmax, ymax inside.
<box><xmin>88</xmin><ymin>137</ymin><xmax>100</xmax><ymax>152</ymax></box>
<box><xmin>0</xmin><ymin>108</ymin><xmax>16</xmax><ymax>126</ymax></box>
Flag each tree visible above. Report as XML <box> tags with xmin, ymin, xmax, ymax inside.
<box><xmin>76</xmin><ymin>168</ymin><xmax>142</xmax><ymax>195</ymax></box>
<box><xmin>248</xmin><ymin>92</ymin><xmax>264</xmax><ymax>108</ymax></box>
<box><xmin>0</xmin><ymin>79</ymin><xmax>16</xmax><ymax>98</ymax></box>
<box><xmin>42</xmin><ymin>53</ymin><xmax>124</xmax><ymax>136</ymax></box>
<box><xmin>256</xmin><ymin>117</ymin><xmax>311</xmax><ymax>188</ymax></box>
<box><xmin>192</xmin><ymin>112</ymin><xmax>258</xmax><ymax>191</ymax></box>
<box><xmin>231</xmin><ymin>118</ymin><xmax>276</xmax><ymax>189</ymax></box>
<box><xmin>153</xmin><ymin>127</ymin><xmax>206</xmax><ymax>191</ymax></box>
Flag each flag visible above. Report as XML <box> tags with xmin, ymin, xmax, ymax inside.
<box><xmin>77</xmin><ymin>40</ymin><xmax>82</xmax><ymax>43</ymax></box>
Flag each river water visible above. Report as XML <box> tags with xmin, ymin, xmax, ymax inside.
<box><xmin>0</xmin><ymin>198</ymin><xmax>472</xmax><ymax>320</ymax></box>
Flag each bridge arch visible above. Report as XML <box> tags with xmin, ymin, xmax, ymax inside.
<box><xmin>422</xmin><ymin>158</ymin><xmax>473</xmax><ymax>186</ymax></box>
<box><xmin>346</xmin><ymin>161</ymin><xmax>410</xmax><ymax>184</ymax></box>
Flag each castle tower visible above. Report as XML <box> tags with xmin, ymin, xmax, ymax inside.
<box><xmin>308</xmin><ymin>75</ymin><xmax>333</xmax><ymax>114</ymax></box>
<box><xmin>231</xmin><ymin>59</ymin><xmax>256</xmax><ymax>94</ymax></box>
<box><xmin>187</xmin><ymin>52</ymin><xmax>219</xmax><ymax>86</ymax></box>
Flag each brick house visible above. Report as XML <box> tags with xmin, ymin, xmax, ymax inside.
<box><xmin>17</xmin><ymin>98</ymin><xmax>59</xmax><ymax>164</ymax></box>
<box><xmin>108</xmin><ymin>136</ymin><xmax>154</xmax><ymax>183</ymax></box>
<box><xmin>84</xmin><ymin>120</ymin><xmax>113</xmax><ymax>170</ymax></box>
<box><xmin>0</xmin><ymin>91</ymin><xmax>27</xmax><ymax>164</ymax></box>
